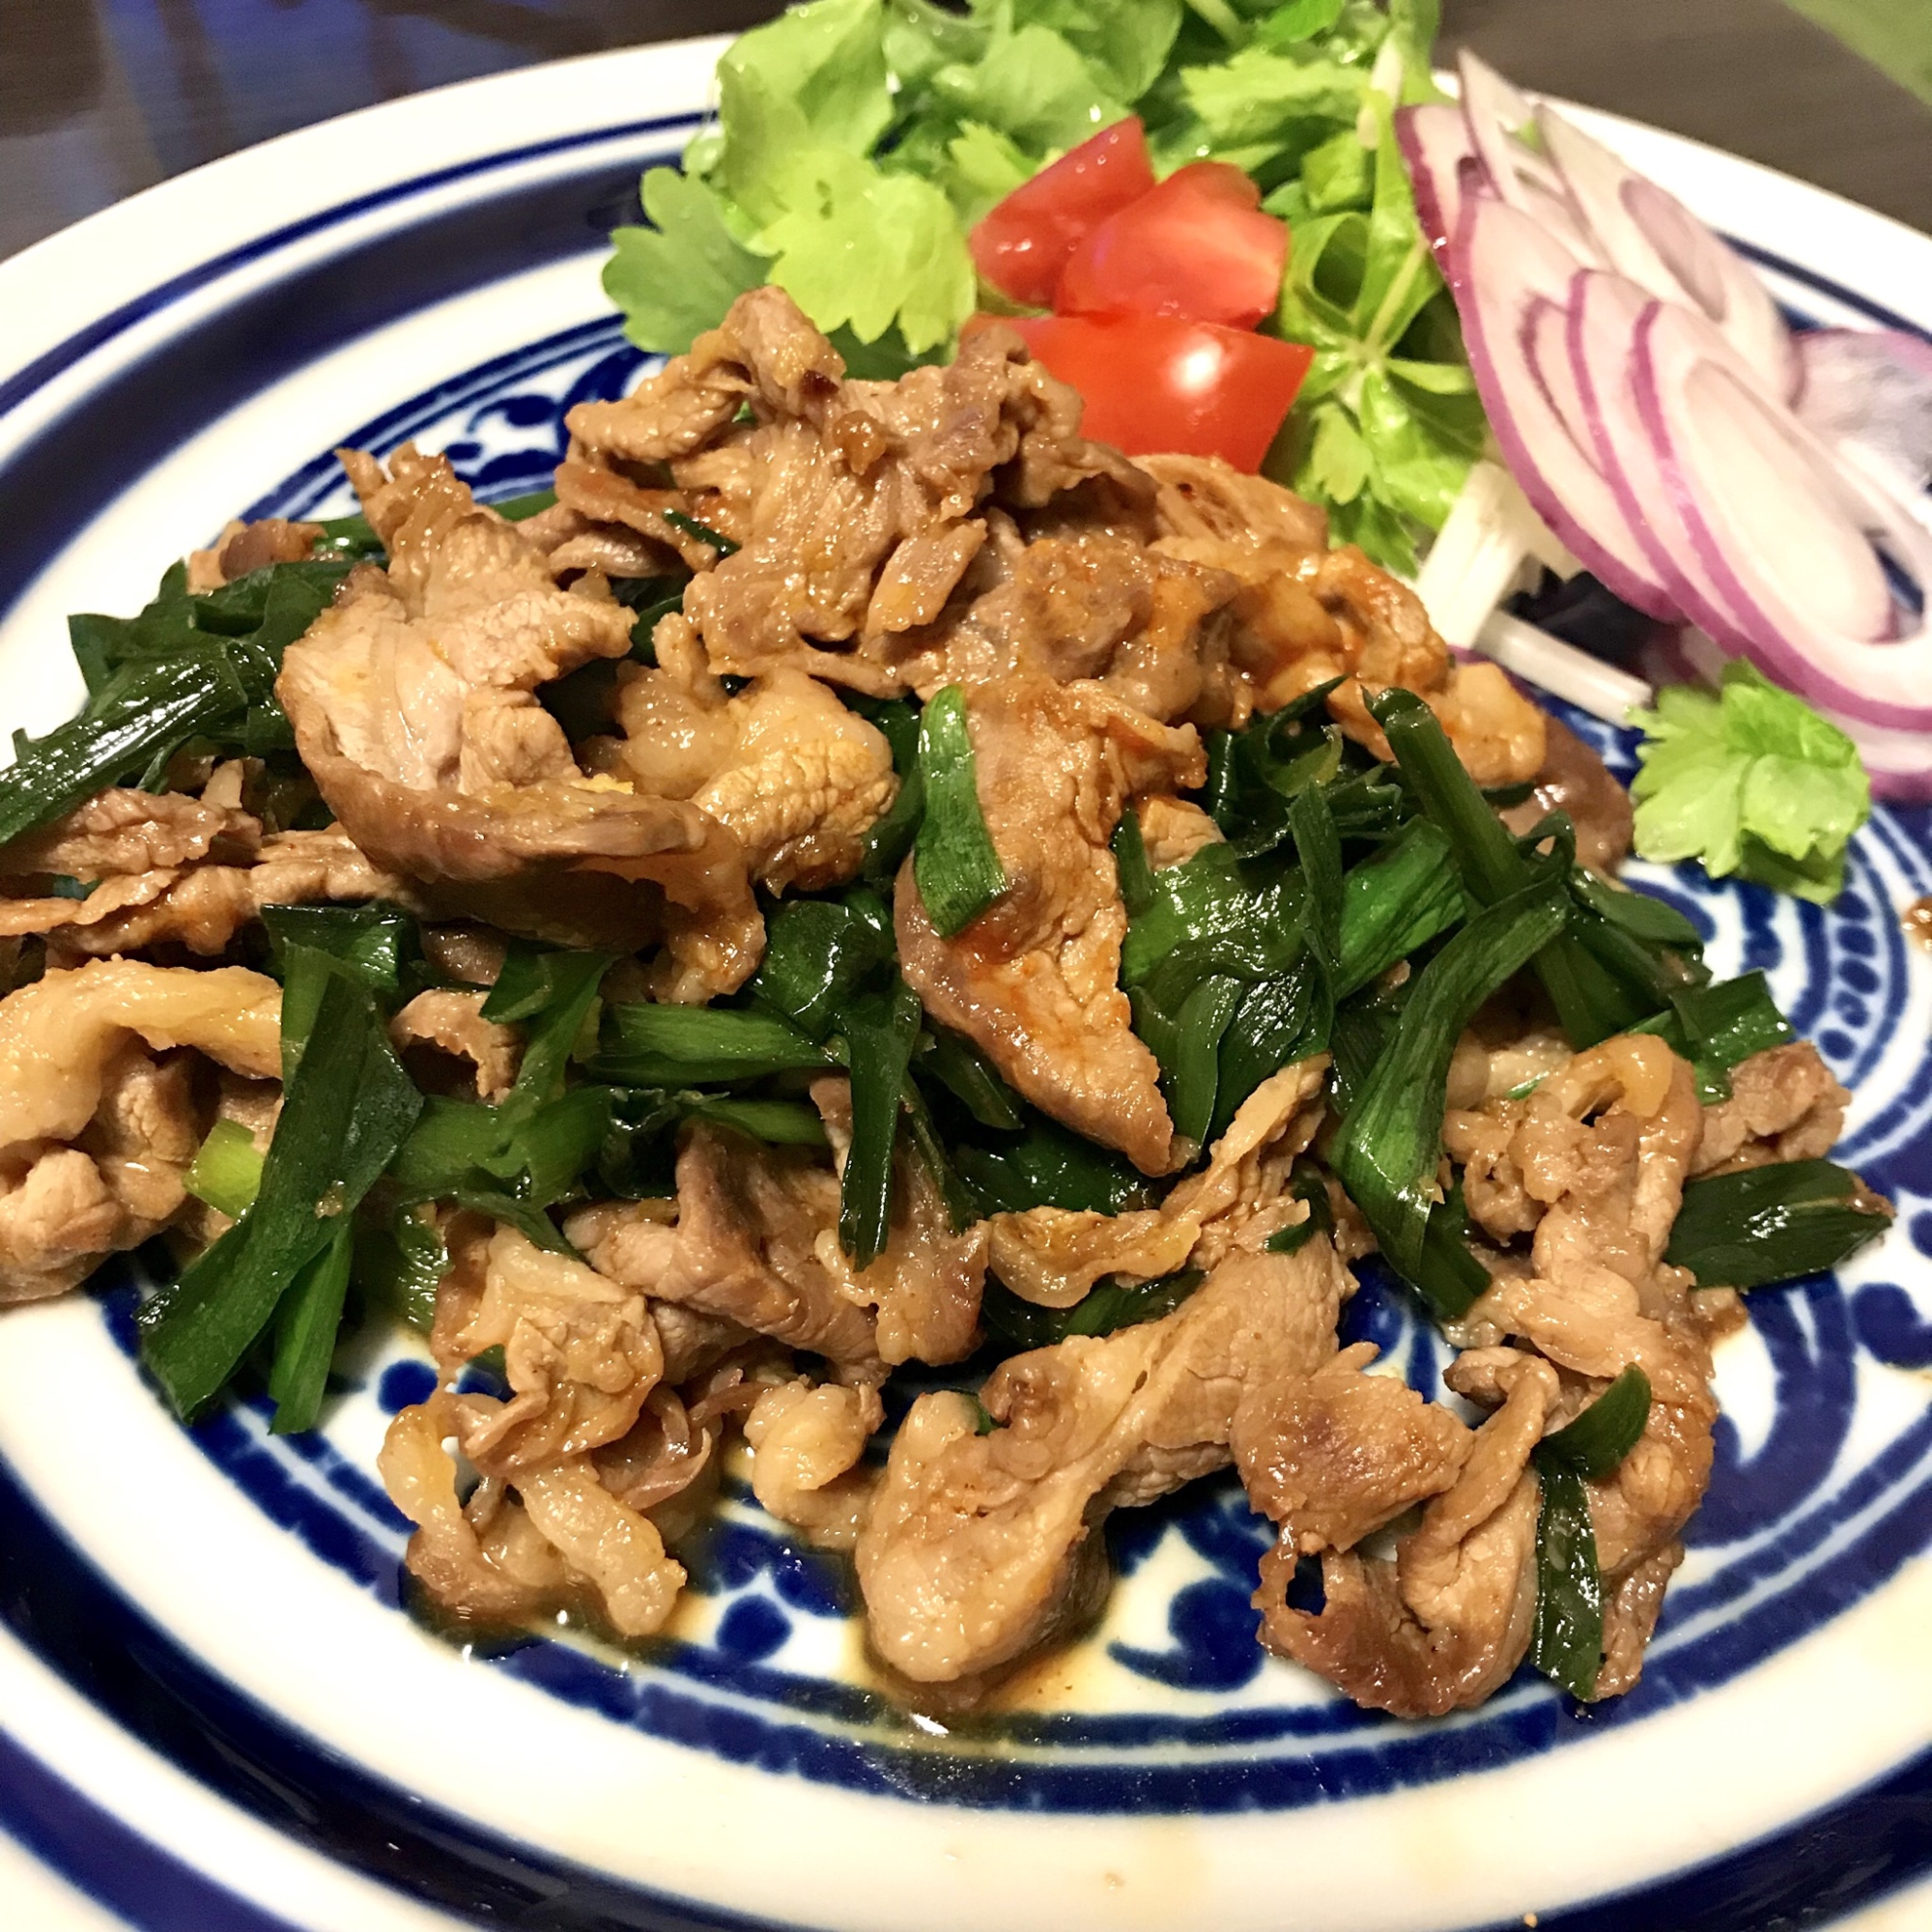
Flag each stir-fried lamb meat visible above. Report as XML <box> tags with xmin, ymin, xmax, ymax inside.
<box><xmin>896</xmin><ymin>677</ymin><xmax>1204</xmax><ymax>1173</ymax></box>
<box><xmin>0</xmin><ymin>960</ymin><xmax>280</xmax><ymax>1298</ymax></box>
<box><xmin>0</xmin><ymin>277</ymin><xmax>1889</xmax><ymax>1724</ymax></box>
<box><xmin>860</xmin><ymin>1235</ymin><xmax>1350</xmax><ymax>1683</ymax></box>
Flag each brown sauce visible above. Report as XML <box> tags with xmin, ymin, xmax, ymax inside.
<box><xmin>1905</xmin><ymin>896</ymin><xmax>1932</xmax><ymax>952</ymax></box>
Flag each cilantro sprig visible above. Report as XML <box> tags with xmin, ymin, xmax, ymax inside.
<box><xmin>1630</xmin><ymin>661</ymin><xmax>1871</xmax><ymax>904</ymax></box>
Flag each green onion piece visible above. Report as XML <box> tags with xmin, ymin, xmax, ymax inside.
<box><xmin>183</xmin><ymin>1119</ymin><xmax>264</xmax><ymax>1221</ymax></box>
<box><xmin>479</xmin><ymin>943</ymin><xmax>611</xmax><ymax>1028</ymax></box>
<box><xmin>749</xmin><ymin>891</ymin><xmax>895</xmax><ymax>1039</ymax></box>
<box><xmin>1411</xmin><ymin>1180</ymin><xmax>1491</xmax><ymax>1321</ymax></box>
<box><xmin>1334</xmin><ymin>819</ymin><xmax>1466</xmax><ymax>997</ymax></box>
<box><xmin>355</xmin><ymin>1208</ymin><xmax>447</xmax><ymax>1333</ymax></box>
<box><xmin>1370</xmin><ymin>689</ymin><xmax>1646</xmax><ymax>1047</ymax></box>
<box><xmin>682</xmin><ymin>1095</ymin><xmax>829</xmax><ymax>1146</ymax></box>
<box><xmin>662</xmin><ymin>508</ymin><xmax>740</xmax><ymax>556</ymax></box>
<box><xmin>451</xmin><ymin>1190</ymin><xmax>573</xmax><ymax>1255</ymax></box>
<box><xmin>1540</xmin><ymin>1367</ymin><xmax>1653</xmax><ymax>1480</ymax></box>
<box><xmin>1165</xmin><ymin>973</ymin><xmax>1245</xmax><ymax>1149</ymax></box>
<box><xmin>900</xmin><ymin>1078</ymin><xmax>979</xmax><ymax>1235</ymax></box>
<box><xmin>266</xmin><ymin>1219</ymin><xmax>355</xmax><ymax>1435</ymax></box>
<box><xmin>1665</xmin><ymin>1159</ymin><xmax>1892</xmax><ymax>1289</ymax></box>
<box><xmin>1529</xmin><ymin>1458</ymin><xmax>1605</xmax><ymax>1700</ymax></box>
<box><xmin>489</xmin><ymin>488</ymin><xmax>559</xmax><ymax>521</ymax></box>
<box><xmin>503</xmin><ymin>951</ymin><xmax>613</xmax><ymax>1100</ymax></box>
<box><xmin>846</xmin><ymin>694</ymin><xmax>925</xmax><ymax>887</ymax></box>
<box><xmin>1209</xmin><ymin>961</ymin><xmax>1324</xmax><ymax>1144</ymax></box>
<box><xmin>917</xmin><ymin>1028</ymin><xmax>1025</xmax><ymax>1131</ymax></box>
<box><xmin>0</xmin><ymin>658</ymin><xmax>241</xmax><ymax>848</ymax></box>
<box><xmin>263</xmin><ymin>901</ymin><xmax>413</xmax><ymax>1001</ymax></box>
<box><xmin>1633</xmin><ymin>970</ymin><xmax>1793</xmax><ymax>1102</ymax></box>
<box><xmin>516</xmin><ymin>1086</ymin><xmax>617</xmax><ymax>1206</ymax></box>
<box><xmin>138</xmin><ymin>951</ymin><xmax>424</xmax><ymax>1420</ymax></box>
<box><xmin>1113</xmin><ymin>805</ymin><xmax>1157</xmax><ymax>916</ymax></box>
<box><xmin>837</xmin><ymin>980</ymin><xmax>923</xmax><ymax>1270</ymax></box>
<box><xmin>1329</xmin><ymin>875</ymin><xmax>1569</xmax><ymax>1282</ymax></box>
<box><xmin>4</xmin><ymin>558</ymin><xmax>351</xmax><ymax>848</ymax></box>
<box><xmin>912</xmin><ymin>686</ymin><xmax>1006</xmax><ymax>936</ymax></box>
<box><xmin>1289</xmin><ymin>782</ymin><xmax>1343</xmax><ymax>966</ymax></box>
<box><xmin>952</xmin><ymin>1113</ymin><xmax>1156</xmax><ymax>1217</ymax></box>
<box><xmin>593</xmin><ymin>1001</ymin><xmax>832</xmax><ymax>1087</ymax></box>
<box><xmin>312</xmin><ymin>513</ymin><xmax>384</xmax><ymax>560</ymax></box>
<box><xmin>1264</xmin><ymin>1163</ymin><xmax>1333</xmax><ymax>1256</ymax></box>
<box><xmin>980</xmin><ymin>1268</ymin><xmax>1207</xmax><ymax>1350</ymax></box>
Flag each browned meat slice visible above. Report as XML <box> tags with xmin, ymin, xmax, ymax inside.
<box><xmin>277</xmin><ymin>444</ymin><xmax>757</xmax><ymax>990</ymax></box>
<box><xmin>566</xmin><ymin>1121</ymin><xmax>880</xmax><ymax>1371</ymax></box>
<box><xmin>0</xmin><ymin>829</ymin><xmax>420</xmax><ymax>959</ymax></box>
<box><xmin>743</xmin><ymin>1378</ymin><xmax>884</xmax><ymax>1549</ymax></box>
<box><xmin>1254</xmin><ymin>1346</ymin><xmax>1556</xmax><ymax>1716</ymax></box>
<box><xmin>379</xmin><ymin>1392</ymin><xmax>687</xmax><ymax>1638</ymax></box>
<box><xmin>855</xmin><ymin>1235</ymin><xmax>1349</xmax><ymax>1684</ymax></box>
<box><xmin>812</xmin><ymin>1077</ymin><xmax>986</xmax><ymax>1366</ymax></box>
<box><xmin>430</xmin><ymin>1221</ymin><xmax>663</xmax><ymax>1473</ymax></box>
<box><xmin>895</xmin><ymin>678</ymin><xmax>1204</xmax><ymax>1175</ymax></box>
<box><xmin>1146</xmin><ymin>455</ymin><xmax>1545</xmax><ymax>783</ymax></box>
<box><xmin>388</xmin><ymin>990</ymin><xmax>520</xmax><ymax>1101</ymax></box>
<box><xmin>380</xmin><ymin>1209</ymin><xmax>689</xmax><ymax>1636</ymax></box>
<box><xmin>594</xmin><ymin>650</ymin><xmax>896</xmax><ymax>895</ymax></box>
<box><xmin>1235</xmin><ymin>1342</ymin><xmax>1473</xmax><ymax>1556</ymax></box>
<box><xmin>1135</xmin><ymin>795</ymin><xmax>1222</xmax><ymax>869</ymax></box>
<box><xmin>562</xmin><ymin>291</ymin><xmax>1149</xmax><ymax>695</ymax></box>
<box><xmin>1461</xmin><ymin>1037</ymin><xmax>1726</xmax><ymax>1696</ymax></box>
<box><xmin>0</xmin><ymin>960</ymin><xmax>280</xmax><ymax>1299</ymax></box>
<box><xmin>984</xmin><ymin>1058</ymin><xmax>1330</xmax><ymax>1307</ymax></box>
<box><xmin>885</xmin><ymin>530</ymin><xmax>1238</xmax><ymax>725</ymax></box>
<box><xmin>1499</xmin><ymin>714</ymin><xmax>1634</xmax><ymax>873</ymax></box>
<box><xmin>186</xmin><ymin>516</ymin><xmax>322</xmax><ymax>592</ymax></box>
<box><xmin>1694</xmin><ymin>1041</ymin><xmax>1851</xmax><ymax>1176</ymax></box>
<box><xmin>0</xmin><ymin>787</ymin><xmax>261</xmax><ymax>879</ymax></box>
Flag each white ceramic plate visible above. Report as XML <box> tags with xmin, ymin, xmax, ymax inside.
<box><xmin>1</xmin><ymin>38</ymin><xmax>1931</xmax><ymax>1932</ymax></box>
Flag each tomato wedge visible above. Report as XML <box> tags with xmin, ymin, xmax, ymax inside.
<box><xmin>1056</xmin><ymin>160</ymin><xmax>1290</xmax><ymax>330</ymax></box>
<box><xmin>987</xmin><ymin>313</ymin><xmax>1315</xmax><ymax>471</ymax></box>
<box><xmin>969</xmin><ymin>119</ymin><xmax>1155</xmax><ymax>308</ymax></box>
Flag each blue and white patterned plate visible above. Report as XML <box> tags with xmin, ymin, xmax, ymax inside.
<box><xmin>1</xmin><ymin>40</ymin><xmax>1930</xmax><ymax>1932</ymax></box>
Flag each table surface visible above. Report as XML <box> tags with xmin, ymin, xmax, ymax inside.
<box><xmin>1</xmin><ymin>0</ymin><xmax>1927</xmax><ymax>269</ymax></box>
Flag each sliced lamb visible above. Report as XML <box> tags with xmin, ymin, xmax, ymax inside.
<box><xmin>895</xmin><ymin>676</ymin><xmax>1204</xmax><ymax>1176</ymax></box>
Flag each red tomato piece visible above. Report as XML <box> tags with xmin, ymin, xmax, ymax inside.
<box><xmin>987</xmin><ymin>313</ymin><xmax>1315</xmax><ymax>472</ymax></box>
<box><xmin>1056</xmin><ymin>160</ymin><xmax>1290</xmax><ymax>330</ymax></box>
<box><xmin>969</xmin><ymin>119</ymin><xmax>1155</xmax><ymax>309</ymax></box>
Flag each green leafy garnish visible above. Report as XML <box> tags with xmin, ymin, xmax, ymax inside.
<box><xmin>1630</xmin><ymin>662</ymin><xmax>1871</xmax><ymax>905</ymax></box>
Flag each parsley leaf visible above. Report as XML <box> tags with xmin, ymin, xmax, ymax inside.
<box><xmin>604</xmin><ymin>170</ymin><xmax>770</xmax><ymax>356</ymax></box>
<box><xmin>1629</xmin><ymin>662</ymin><xmax>1871</xmax><ymax>904</ymax></box>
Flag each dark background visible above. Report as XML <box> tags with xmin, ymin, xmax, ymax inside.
<box><xmin>1</xmin><ymin>0</ymin><xmax>1927</xmax><ymax>265</ymax></box>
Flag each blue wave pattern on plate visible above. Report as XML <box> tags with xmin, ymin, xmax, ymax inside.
<box><xmin>96</xmin><ymin>316</ymin><xmax>1932</xmax><ymax>1814</ymax></box>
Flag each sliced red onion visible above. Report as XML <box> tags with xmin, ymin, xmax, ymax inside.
<box><xmin>1449</xmin><ymin>193</ymin><xmax>1676</xmax><ymax>620</ymax></box>
<box><xmin>1565</xmin><ymin>267</ymin><xmax>1757</xmax><ymax>651</ymax></box>
<box><xmin>1535</xmin><ymin>106</ymin><xmax>1795</xmax><ymax>399</ymax></box>
<box><xmin>1395</xmin><ymin>102</ymin><xmax>1484</xmax><ymax>259</ymax></box>
<box><xmin>1633</xmin><ymin>300</ymin><xmax>1932</xmax><ymax>730</ymax></box>
<box><xmin>1456</xmin><ymin>53</ymin><xmax>1602</xmax><ymax>266</ymax></box>
<box><xmin>1794</xmin><ymin>328</ymin><xmax>1932</xmax><ymax>505</ymax></box>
